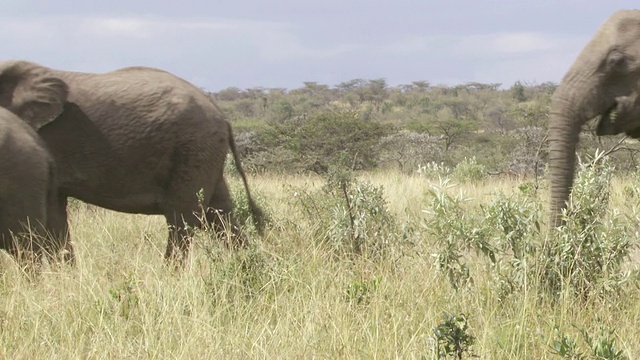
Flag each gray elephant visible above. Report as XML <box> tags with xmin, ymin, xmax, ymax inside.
<box><xmin>0</xmin><ymin>60</ymin><xmax>264</xmax><ymax>265</ymax></box>
<box><xmin>548</xmin><ymin>9</ymin><xmax>640</xmax><ymax>227</ymax></box>
<box><xmin>0</xmin><ymin>106</ymin><xmax>71</xmax><ymax>266</ymax></box>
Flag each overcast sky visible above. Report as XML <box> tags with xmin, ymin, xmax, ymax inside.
<box><xmin>2</xmin><ymin>1</ymin><xmax>637</xmax><ymax>91</ymax></box>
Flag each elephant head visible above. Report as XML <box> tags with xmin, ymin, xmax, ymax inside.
<box><xmin>548</xmin><ymin>9</ymin><xmax>640</xmax><ymax>227</ymax></box>
<box><xmin>0</xmin><ymin>61</ymin><xmax>68</xmax><ymax>130</ymax></box>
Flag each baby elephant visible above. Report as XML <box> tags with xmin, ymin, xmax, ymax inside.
<box><xmin>0</xmin><ymin>107</ymin><xmax>72</xmax><ymax>267</ymax></box>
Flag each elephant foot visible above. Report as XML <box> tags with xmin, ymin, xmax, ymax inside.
<box><xmin>164</xmin><ymin>226</ymin><xmax>193</xmax><ymax>269</ymax></box>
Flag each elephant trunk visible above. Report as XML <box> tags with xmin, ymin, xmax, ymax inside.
<box><xmin>547</xmin><ymin>72</ymin><xmax>601</xmax><ymax>228</ymax></box>
<box><xmin>548</xmin><ymin>98</ymin><xmax>581</xmax><ymax>228</ymax></box>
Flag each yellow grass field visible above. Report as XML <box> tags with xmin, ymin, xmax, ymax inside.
<box><xmin>1</xmin><ymin>171</ymin><xmax>639</xmax><ymax>359</ymax></box>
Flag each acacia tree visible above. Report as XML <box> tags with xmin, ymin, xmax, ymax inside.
<box><xmin>429</xmin><ymin>107</ymin><xmax>478</xmax><ymax>151</ymax></box>
<box><xmin>257</xmin><ymin>110</ymin><xmax>389</xmax><ymax>173</ymax></box>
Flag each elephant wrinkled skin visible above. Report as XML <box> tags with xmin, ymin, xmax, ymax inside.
<box><xmin>548</xmin><ymin>9</ymin><xmax>640</xmax><ymax>227</ymax></box>
<box><xmin>0</xmin><ymin>60</ymin><xmax>263</xmax><ymax>265</ymax></box>
<box><xmin>0</xmin><ymin>107</ymin><xmax>72</xmax><ymax>266</ymax></box>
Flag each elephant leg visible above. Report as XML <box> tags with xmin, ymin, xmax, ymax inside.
<box><xmin>46</xmin><ymin>195</ymin><xmax>75</xmax><ymax>266</ymax></box>
<box><xmin>162</xmin><ymin>179</ymin><xmax>215</xmax><ymax>265</ymax></box>
<box><xmin>206</xmin><ymin>178</ymin><xmax>245</xmax><ymax>248</ymax></box>
<box><xmin>163</xmin><ymin>209</ymin><xmax>202</xmax><ymax>267</ymax></box>
<box><xmin>0</xmin><ymin>202</ymin><xmax>44</xmax><ymax>270</ymax></box>
<box><xmin>163</xmin><ymin>149</ymin><xmax>223</xmax><ymax>265</ymax></box>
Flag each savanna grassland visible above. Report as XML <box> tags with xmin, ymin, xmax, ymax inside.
<box><xmin>2</xmin><ymin>159</ymin><xmax>640</xmax><ymax>359</ymax></box>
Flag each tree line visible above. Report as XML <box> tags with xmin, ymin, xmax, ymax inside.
<box><xmin>208</xmin><ymin>79</ymin><xmax>640</xmax><ymax>176</ymax></box>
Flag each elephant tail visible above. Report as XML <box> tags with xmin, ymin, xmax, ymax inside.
<box><xmin>226</xmin><ymin>121</ymin><xmax>265</xmax><ymax>235</ymax></box>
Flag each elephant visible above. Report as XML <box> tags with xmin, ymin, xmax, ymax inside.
<box><xmin>548</xmin><ymin>9</ymin><xmax>640</xmax><ymax>227</ymax></box>
<box><xmin>0</xmin><ymin>60</ymin><xmax>264</xmax><ymax>266</ymax></box>
<box><xmin>0</xmin><ymin>106</ymin><xmax>71</xmax><ymax>266</ymax></box>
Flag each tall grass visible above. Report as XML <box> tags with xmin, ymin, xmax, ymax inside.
<box><xmin>1</xmin><ymin>164</ymin><xmax>639</xmax><ymax>358</ymax></box>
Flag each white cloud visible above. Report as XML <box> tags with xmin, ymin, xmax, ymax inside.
<box><xmin>490</xmin><ymin>32</ymin><xmax>558</xmax><ymax>53</ymax></box>
<box><xmin>452</xmin><ymin>32</ymin><xmax>587</xmax><ymax>58</ymax></box>
<box><xmin>76</xmin><ymin>16</ymin><xmax>281</xmax><ymax>39</ymax></box>
<box><xmin>0</xmin><ymin>14</ymin><xmax>354</xmax><ymax>62</ymax></box>
<box><xmin>256</xmin><ymin>30</ymin><xmax>359</xmax><ymax>61</ymax></box>
<box><xmin>84</xmin><ymin>18</ymin><xmax>153</xmax><ymax>38</ymax></box>
<box><xmin>0</xmin><ymin>14</ymin><xmax>591</xmax><ymax>89</ymax></box>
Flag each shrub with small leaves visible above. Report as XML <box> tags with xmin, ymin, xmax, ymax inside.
<box><xmin>378</xmin><ymin>130</ymin><xmax>445</xmax><ymax>172</ymax></box>
<box><xmin>451</xmin><ymin>156</ymin><xmax>486</xmax><ymax>183</ymax></box>
<box><xmin>432</xmin><ymin>312</ymin><xmax>476</xmax><ymax>359</ymax></box>
<box><xmin>423</xmin><ymin>178</ymin><xmax>488</xmax><ymax>290</ymax></box>
<box><xmin>548</xmin><ymin>324</ymin><xmax>629</xmax><ymax>360</ymax></box>
<box><xmin>345</xmin><ymin>278</ymin><xmax>380</xmax><ymax>305</ymax></box>
<box><xmin>255</xmin><ymin>109</ymin><xmax>389</xmax><ymax>173</ymax></box>
<box><xmin>482</xmin><ymin>191</ymin><xmax>541</xmax><ymax>299</ymax></box>
<box><xmin>294</xmin><ymin>166</ymin><xmax>400</xmax><ymax>258</ymax></box>
<box><xmin>579</xmin><ymin>325</ymin><xmax>628</xmax><ymax>360</ymax></box>
<box><xmin>548</xmin><ymin>326</ymin><xmax>584</xmax><ymax>359</ymax></box>
<box><xmin>544</xmin><ymin>151</ymin><xmax>633</xmax><ymax>300</ymax></box>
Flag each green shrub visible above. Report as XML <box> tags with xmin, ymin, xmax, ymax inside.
<box><xmin>482</xmin><ymin>191</ymin><xmax>541</xmax><ymax>300</ymax></box>
<box><xmin>423</xmin><ymin>178</ymin><xmax>486</xmax><ymax>290</ymax></box>
<box><xmin>256</xmin><ymin>110</ymin><xmax>389</xmax><ymax>173</ymax></box>
<box><xmin>548</xmin><ymin>324</ymin><xmax>629</xmax><ymax>360</ymax></box>
<box><xmin>451</xmin><ymin>157</ymin><xmax>486</xmax><ymax>183</ymax></box>
<box><xmin>293</xmin><ymin>167</ymin><xmax>400</xmax><ymax>257</ymax></box>
<box><xmin>432</xmin><ymin>312</ymin><xmax>476</xmax><ymax>359</ymax></box>
<box><xmin>544</xmin><ymin>151</ymin><xmax>633</xmax><ymax>300</ymax></box>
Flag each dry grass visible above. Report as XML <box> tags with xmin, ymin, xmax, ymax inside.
<box><xmin>1</xmin><ymin>171</ymin><xmax>639</xmax><ymax>358</ymax></box>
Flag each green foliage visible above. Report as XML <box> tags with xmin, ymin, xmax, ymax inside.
<box><xmin>423</xmin><ymin>150</ymin><xmax>636</xmax><ymax>303</ymax></box>
<box><xmin>544</xmin><ymin>152</ymin><xmax>633</xmax><ymax>299</ymax></box>
<box><xmin>482</xmin><ymin>190</ymin><xmax>541</xmax><ymax>300</ymax></box>
<box><xmin>219</xmin><ymin>79</ymin><xmax>621</xmax><ymax>177</ymax></box>
<box><xmin>345</xmin><ymin>277</ymin><xmax>380</xmax><ymax>305</ymax></box>
<box><xmin>511</xmin><ymin>81</ymin><xmax>527</xmax><ymax>102</ymax></box>
<box><xmin>424</xmin><ymin>178</ymin><xmax>539</xmax><ymax>297</ymax></box>
<box><xmin>580</xmin><ymin>325</ymin><xmax>628</xmax><ymax>360</ymax></box>
<box><xmin>266</xmin><ymin>100</ymin><xmax>295</xmax><ymax>121</ymax></box>
<box><xmin>485</xmin><ymin>192</ymin><xmax>539</xmax><ymax>260</ymax></box>
<box><xmin>293</xmin><ymin>167</ymin><xmax>399</xmax><ymax>257</ymax></box>
<box><xmin>378</xmin><ymin>130</ymin><xmax>444</xmax><ymax>172</ymax></box>
<box><xmin>256</xmin><ymin>110</ymin><xmax>388</xmax><ymax>173</ymax></box>
<box><xmin>549</xmin><ymin>326</ymin><xmax>584</xmax><ymax>359</ymax></box>
<box><xmin>424</xmin><ymin>179</ymin><xmax>480</xmax><ymax>290</ymax></box>
<box><xmin>451</xmin><ymin>157</ymin><xmax>486</xmax><ymax>183</ymax></box>
<box><xmin>230</xmin><ymin>181</ymin><xmax>272</xmax><ymax>235</ymax></box>
<box><xmin>432</xmin><ymin>312</ymin><xmax>476</xmax><ymax>359</ymax></box>
<box><xmin>549</xmin><ymin>325</ymin><xmax>629</xmax><ymax>360</ymax></box>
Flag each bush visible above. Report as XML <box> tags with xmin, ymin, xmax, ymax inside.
<box><xmin>378</xmin><ymin>130</ymin><xmax>444</xmax><ymax>172</ymax></box>
<box><xmin>423</xmin><ymin>178</ymin><xmax>485</xmax><ymax>290</ymax></box>
<box><xmin>293</xmin><ymin>167</ymin><xmax>400</xmax><ymax>257</ymax></box>
<box><xmin>451</xmin><ymin>157</ymin><xmax>486</xmax><ymax>183</ymax></box>
<box><xmin>422</xmin><ymin>151</ymin><xmax>635</xmax><ymax>302</ymax></box>
<box><xmin>255</xmin><ymin>110</ymin><xmax>389</xmax><ymax>173</ymax></box>
<box><xmin>544</xmin><ymin>152</ymin><xmax>633</xmax><ymax>300</ymax></box>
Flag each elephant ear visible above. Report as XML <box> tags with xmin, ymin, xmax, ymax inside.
<box><xmin>0</xmin><ymin>61</ymin><xmax>69</xmax><ymax>130</ymax></box>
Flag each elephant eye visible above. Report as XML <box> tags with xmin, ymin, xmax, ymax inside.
<box><xmin>606</xmin><ymin>51</ymin><xmax>626</xmax><ymax>70</ymax></box>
